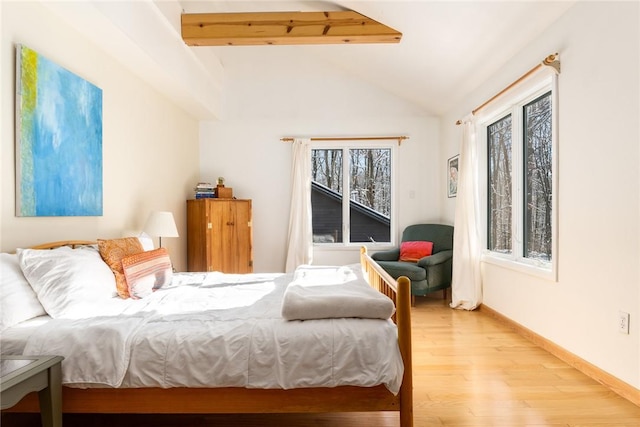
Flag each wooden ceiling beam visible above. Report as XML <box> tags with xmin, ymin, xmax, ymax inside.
<box><xmin>181</xmin><ymin>11</ymin><xmax>402</xmax><ymax>46</ymax></box>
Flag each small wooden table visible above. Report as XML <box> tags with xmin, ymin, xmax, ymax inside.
<box><xmin>1</xmin><ymin>355</ymin><xmax>64</xmax><ymax>427</ymax></box>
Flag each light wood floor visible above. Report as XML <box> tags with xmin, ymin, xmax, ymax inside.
<box><xmin>4</xmin><ymin>297</ymin><xmax>640</xmax><ymax>427</ymax></box>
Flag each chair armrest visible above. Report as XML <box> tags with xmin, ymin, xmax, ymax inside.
<box><xmin>417</xmin><ymin>250</ymin><xmax>453</xmax><ymax>267</ymax></box>
<box><xmin>371</xmin><ymin>248</ymin><xmax>401</xmax><ymax>261</ymax></box>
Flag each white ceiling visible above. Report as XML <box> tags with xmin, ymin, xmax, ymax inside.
<box><xmin>43</xmin><ymin>1</ymin><xmax>576</xmax><ymax>118</ymax></box>
<box><xmin>181</xmin><ymin>1</ymin><xmax>575</xmax><ymax>115</ymax></box>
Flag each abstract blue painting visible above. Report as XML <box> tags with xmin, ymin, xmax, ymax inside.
<box><xmin>16</xmin><ymin>44</ymin><xmax>103</xmax><ymax>217</ymax></box>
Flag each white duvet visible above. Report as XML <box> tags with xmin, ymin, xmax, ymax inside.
<box><xmin>22</xmin><ymin>269</ymin><xmax>404</xmax><ymax>394</ymax></box>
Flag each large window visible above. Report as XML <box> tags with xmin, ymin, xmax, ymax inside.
<box><xmin>311</xmin><ymin>144</ymin><xmax>393</xmax><ymax>245</ymax></box>
<box><xmin>483</xmin><ymin>79</ymin><xmax>556</xmax><ymax>276</ymax></box>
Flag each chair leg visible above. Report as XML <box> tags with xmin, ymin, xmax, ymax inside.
<box><xmin>411</xmin><ymin>294</ymin><xmax>415</xmax><ymax>307</ymax></box>
<box><xmin>443</xmin><ymin>288</ymin><xmax>447</xmax><ymax>300</ymax></box>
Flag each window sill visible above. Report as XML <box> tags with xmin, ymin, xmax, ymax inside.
<box><xmin>481</xmin><ymin>252</ymin><xmax>557</xmax><ymax>282</ymax></box>
<box><xmin>313</xmin><ymin>243</ymin><xmax>395</xmax><ymax>252</ymax></box>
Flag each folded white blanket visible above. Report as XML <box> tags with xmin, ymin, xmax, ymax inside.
<box><xmin>281</xmin><ymin>265</ymin><xmax>395</xmax><ymax>321</ymax></box>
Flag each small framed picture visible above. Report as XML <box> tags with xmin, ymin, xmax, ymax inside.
<box><xmin>448</xmin><ymin>155</ymin><xmax>459</xmax><ymax>198</ymax></box>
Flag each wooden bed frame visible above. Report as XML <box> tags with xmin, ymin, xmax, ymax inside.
<box><xmin>8</xmin><ymin>243</ymin><xmax>413</xmax><ymax>427</ymax></box>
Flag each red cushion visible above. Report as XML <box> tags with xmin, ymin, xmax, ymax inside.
<box><xmin>399</xmin><ymin>241</ymin><xmax>434</xmax><ymax>262</ymax></box>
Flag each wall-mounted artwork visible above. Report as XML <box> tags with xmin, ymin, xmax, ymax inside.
<box><xmin>447</xmin><ymin>155</ymin><xmax>459</xmax><ymax>198</ymax></box>
<box><xmin>15</xmin><ymin>44</ymin><xmax>103</xmax><ymax>217</ymax></box>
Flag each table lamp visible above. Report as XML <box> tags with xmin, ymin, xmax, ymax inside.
<box><xmin>143</xmin><ymin>211</ymin><xmax>179</xmax><ymax>248</ymax></box>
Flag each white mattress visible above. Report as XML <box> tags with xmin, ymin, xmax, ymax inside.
<box><xmin>2</xmin><ymin>270</ymin><xmax>404</xmax><ymax>394</ymax></box>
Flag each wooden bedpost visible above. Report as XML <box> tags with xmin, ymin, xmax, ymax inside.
<box><xmin>396</xmin><ymin>276</ymin><xmax>413</xmax><ymax>427</ymax></box>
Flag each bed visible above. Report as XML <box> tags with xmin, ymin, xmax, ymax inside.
<box><xmin>1</xmin><ymin>241</ymin><xmax>413</xmax><ymax>427</ymax></box>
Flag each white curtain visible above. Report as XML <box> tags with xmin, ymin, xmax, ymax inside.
<box><xmin>450</xmin><ymin>119</ymin><xmax>483</xmax><ymax>310</ymax></box>
<box><xmin>285</xmin><ymin>138</ymin><xmax>313</xmax><ymax>273</ymax></box>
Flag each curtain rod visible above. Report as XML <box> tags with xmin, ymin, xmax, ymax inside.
<box><xmin>455</xmin><ymin>52</ymin><xmax>560</xmax><ymax>125</ymax></box>
<box><xmin>281</xmin><ymin>136</ymin><xmax>408</xmax><ymax>145</ymax></box>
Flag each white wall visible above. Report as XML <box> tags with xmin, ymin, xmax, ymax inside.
<box><xmin>441</xmin><ymin>1</ymin><xmax>640</xmax><ymax>388</ymax></box>
<box><xmin>0</xmin><ymin>2</ymin><xmax>201</xmax><ymax>271</ymax></box>
<box><xmin>200</xmin><ymin>55</ymin><xmax>442</xmax><ymax>272</ymax></box>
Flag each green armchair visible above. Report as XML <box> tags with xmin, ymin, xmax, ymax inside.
<box><xmin>371</xmin><ymin>224</ymin><xmax>454</xmax><ymax>301</ymax></box>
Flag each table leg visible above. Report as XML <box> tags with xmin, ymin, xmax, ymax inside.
<box><xmin>38</xmin><ymin>363</ymin><xmax>62</xmax><ymax>427</ymax></box>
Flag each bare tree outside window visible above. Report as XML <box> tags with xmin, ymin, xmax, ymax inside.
<box><xmin>349</xmin><ymin>149</ymin><xmax>391</xmax><ymax>216</ymax></box>
<box><xmin>524</xmin><ymin>92</ymin><xmax>552</xmax><ymax>261</ymax></box>
<box><xmin>312</xmin><ymin>149</ymin><xmax>342</xmax><ymax>193</ymax></box>
<box><xmin>488</xmin><ymin>115</ymin><xmax>513</xmax><ymax>254</ymax></box>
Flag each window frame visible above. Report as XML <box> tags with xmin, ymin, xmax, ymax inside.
<box><xmin>478</xmin><ymin>73</ymin><xmax>558</xmax><ymax>281</ymax></box>
<box><xmin>310</xmin><ymin>140</ymin><xmax>398</xmax><ymax>251</ymax></box>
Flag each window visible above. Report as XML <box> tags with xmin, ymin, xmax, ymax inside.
<box><xmin>483</xmin><ymin>77</ymin><xmax>556</xmax><ymax>277</ymax></box>
<box><xmin>310</xmin><ymin>144</ymin><xmax>393</xmax><ymax>246</ymax></box>
<box><xmin>487</xmin><ymin>115</ymin><xmax>513</xmax><ymax>255</ymax></box>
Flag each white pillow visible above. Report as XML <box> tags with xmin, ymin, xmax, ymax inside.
<box><xmin>137</xmin><ymin>233</ymin><xmax>155</xmax><ymax>251</ymax></box>
<box><xmin>17</xmin><ymin>246</ymin><xmax>118</xmax><ymax>319</ymax></box>
<box><xmin>0</xmin><ymin>253</ymin><xmax>46</xmax><ymax>330</ymax></box>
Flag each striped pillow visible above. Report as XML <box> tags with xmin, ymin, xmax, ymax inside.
<box><xmin>121</xmin><ymin>248</ymin><xmax>173</xmax><ymax>299</ymax></box>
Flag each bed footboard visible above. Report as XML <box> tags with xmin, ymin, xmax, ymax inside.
<box><xmin>361</xmin><ymin>247</ymin><xmax>413</xmax><ymax>427</ymax></box>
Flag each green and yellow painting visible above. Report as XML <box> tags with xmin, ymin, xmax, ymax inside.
<box><xmin>16</xmin><ymin>45</ymin><xmax>103</xmax><ymax>216</ymax></box>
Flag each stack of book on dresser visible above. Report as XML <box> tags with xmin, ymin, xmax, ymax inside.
<box><xmin>194</xmin><ymin>182</ymin><xmax>216</xmax><ymax>199</ymax></box>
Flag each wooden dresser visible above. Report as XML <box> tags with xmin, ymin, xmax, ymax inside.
<box><xmin>186</xmin><ymin>199</ymin><xmax>253</xmax><ymax>273</ymax></box>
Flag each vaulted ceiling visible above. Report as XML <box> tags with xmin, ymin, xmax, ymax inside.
<box><xmin>42</xmin><ymin>1</ymin><xmax>576</xmax><ymax>118</ymax></box>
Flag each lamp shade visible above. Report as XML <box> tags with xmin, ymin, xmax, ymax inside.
<box><xmin>143</xmin><ymin>211</ymin><xmax>179</xmax><ymax>239</ymax></box>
